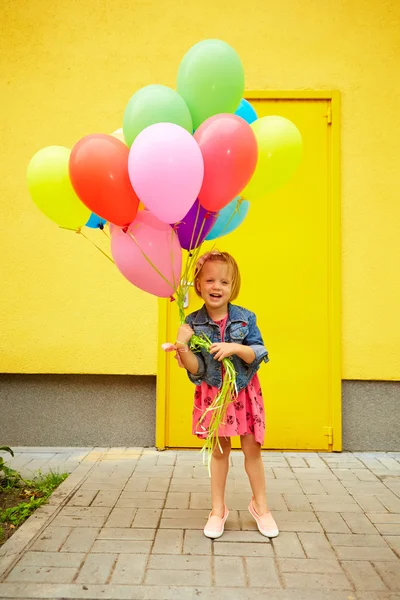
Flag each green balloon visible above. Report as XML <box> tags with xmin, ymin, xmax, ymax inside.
<box><xmin>123</xmin><ymin>84</ymin><xmax>193</xmax><ymax>147</ymax></box>
<box><xmin>27</xmin><ymin>146</ymin><xmax>90</xmax><ymax>229</ymax></box>
<box><xmin>177</xmin><ymin>39</ymin><xmax>244</xmax><ymax>130</ymax></box>
<box><xmin>241</xmin><ymin>116</ymin><xmax>303</xmax><ymax>201</ymax></box>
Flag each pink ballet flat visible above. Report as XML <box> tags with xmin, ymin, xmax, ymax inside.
<box><xmin>203</xmin><ymin>505</ymin><xmax>229</xmax><ymax>539</ymax></box>
<box><xmin>248</xmin><ymin>497</ymin><xmax>279</xmax><ymax>538</ymax></box>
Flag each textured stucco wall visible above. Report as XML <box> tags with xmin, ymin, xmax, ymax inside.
<box><xmin>0</xmin><ymin>0</ymin><xmax>399</xmax><ymax>379</ymax></box>
<box><xmin>0</xmin><ymin>375</ymin><xmax>156</xmax><ymax>447</ymax></box>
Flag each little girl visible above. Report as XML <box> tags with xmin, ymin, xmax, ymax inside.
<box><xmin>175</xmin><ymin>250</ymin><xmax>279</xmax><ymax>540</ymax></box>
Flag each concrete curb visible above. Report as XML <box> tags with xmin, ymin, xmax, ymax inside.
<box><xmin>0</xmin><ymin>448</ymin><xmax>106</xmax><ymax>581</ymax></box>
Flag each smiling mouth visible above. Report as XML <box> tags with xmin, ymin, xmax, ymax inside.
<box><xmin>210</xmin><ymin>293</ymin><xmax>222</xmax><ymax>299</ymax></box>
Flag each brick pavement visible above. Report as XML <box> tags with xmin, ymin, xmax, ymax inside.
<box><xmin>0</xmin><ymin>448</ymin><xmax>400</xmax><ymax>599</ymax></box>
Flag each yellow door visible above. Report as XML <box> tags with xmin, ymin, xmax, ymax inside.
<box><xmin>157</xmin><ymin>94</ymin><xmax>341</xmax><ymax>451</ymax></box>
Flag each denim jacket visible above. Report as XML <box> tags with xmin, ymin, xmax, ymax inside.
<box><xmin>185</xmin><ymin>303</ymin><xmax>269</xmax><ymax>392</ymax></box>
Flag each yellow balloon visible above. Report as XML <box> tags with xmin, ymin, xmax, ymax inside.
<box><xmin>27</xmin><ymin>146</ymin><xmax>90</xmax><ymax>229</ymax></box>
<box><xmin>241</xmin><ymin>116</ymin><xmax>303</xmax><ymax>201</ymax></box>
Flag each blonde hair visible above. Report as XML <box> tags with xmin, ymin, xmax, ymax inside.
<box><xmin>194</xmin><ymin>250</ymin><xmax>241</xmax><ymax>301</ymax></box>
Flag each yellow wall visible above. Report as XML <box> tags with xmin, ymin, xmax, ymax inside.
<box><xmin>1</xmin><ymin>0</ymin><xmax>399</xmax><ymax>378</ymax></box>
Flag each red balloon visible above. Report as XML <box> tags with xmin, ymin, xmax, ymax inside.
<box><xmin>194</xmin><ymin>114</ymin><xmax>258</xmax><ymax>212</ymax></box>
<box><xmin>69</xmin><ymin>134</ymin><xmax>139</xmax><ymax>226</ymax></box>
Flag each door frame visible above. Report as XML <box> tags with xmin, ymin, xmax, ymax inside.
<box><xmin>156</xmin><ymin>90</ymin><xmax>342</xmax><ymax>451</ymax></box>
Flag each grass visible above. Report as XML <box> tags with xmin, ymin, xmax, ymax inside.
<box><xmin>0</xmin><ymin>465</ymin><xmax>68</xmax><ymax>546</ymax></box>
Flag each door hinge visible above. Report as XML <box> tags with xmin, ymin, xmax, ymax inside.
<box><xmin>325</xmin><ymin>105</ymin><xmax>332</xmax><ymax>125</ymax></box>
<box><xmin>324</xmin><ymin>426</ymin><xmax>333</xmax><ymax>445</ymax></box>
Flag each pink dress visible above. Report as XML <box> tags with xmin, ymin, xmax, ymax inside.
<box><xmin>192</xmin><ymin>316</ymin><xmax>266</xmax><ymax>445</ymax></box>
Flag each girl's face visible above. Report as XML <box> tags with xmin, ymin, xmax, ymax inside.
<box><xmin>196</xmin><ymin>260</ymin><xmax>233</xmax><ymax>311</ymax></box>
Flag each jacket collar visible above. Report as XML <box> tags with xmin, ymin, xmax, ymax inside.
<box><xmin>193</xmin><ymin>303</ymin><xmax>249</xmax><ymax>326</ymax></box>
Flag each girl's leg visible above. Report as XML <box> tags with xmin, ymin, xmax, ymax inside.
<box><xmin>241</xmin><ymin>434</ymin><xmax>269</xmax><ymax>514</ymax></box>
<box><xmin>210</xmin><ymin>436</ymin><xmax>231</xmax><ymax>518</ymax></box>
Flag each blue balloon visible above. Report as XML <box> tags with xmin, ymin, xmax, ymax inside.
<box><xmin>85</xmin><ymin>213</ymin><xmax>107</xmax><ymax>229</ymax></box>
<box><xmin>206</xmin><ymin>197</ymin><xmax>250</xmax><ymax>241</ymax></box>
<box><xmin>235</xmin><ymin>99</ymin><xmax>258</xmax><ymax>124</ymax></box>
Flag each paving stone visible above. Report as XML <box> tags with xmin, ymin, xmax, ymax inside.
<box><xmin>104</xmin><ymin>507</ymin><xmax>136</xmax><ymax>528</ymax></box>
<box><xmin>67</xmin><ymin>488</ymin><xmax>98</xmax><ymax>506</ymax></box>
<box><xmin>344</xmin><ymin>482</ymin><xmax>388</xmax><ymax>495</ymax></box>
<box><xmin>145</xmin><ymin>568</ymin><xmax>212</xmax><ymax>586</ymax></box>
<box><xmin>124</xmin><ymin>477</ymin><xmax>150</xmax><ymax>491</ymax></box>
<box><xmin>294</xmin><ymin>469</ymin><xmax>337</xmax><ymax>480</ymax></box>
<box><xmin>341</xmin><ymin>560</ymin><xmax>387</xmax><ymax>590</ymax></box>
<box><xmin>353</xmin><ymin>469</ymin><xmax>380</xmax><ymax>482</ymax></box>
<box><xmin>377</xmin><ymin>493</ymin><xmax>400</xmax><ymax>513</ymax></box>
<box><xmin>373</xmin><ymin>561</ymin><xmax>400</xmax><ymax>590</ymax></box>
<box><xmin>98</xmin><ymin>528</ymin><xmax>155</xmax><ymax>540</ymax></box>
<box><xmin>335</xmin><ymin>546</ymin><xmax>397</xmax><ymax>561</ymax></box>
<box><xmin>60</xmin><ymin>527</ymin><xmax>100</xmax><ymax>553</ymax></box>
<box><xmin>110</xmin><ymin>554</ymin><xmax>148</xmax><ymax>585</ymax></box>
<box><xmin>16</xmin><ymin>552</ymin><xmax>85</xmax><ymax>568</ymax></box>
<box><xmin>132</xmin><ymin>508</ymin><xmax>161</xmax><ymax>528</ymax></box>
<box><xmin>214</xmin><ymin>556</ymin><xmax>246</xmax><ymax>587</ymax></box>
<box><xmin>6</xmin><ymin>565</ymin><xmax>77</xmax><ymax>583</ymax></box>
<box><xmin>31</xmin><ymin>526</ymin><xmax>73</xmax><ymax>552</ymax></box>
<box><xmin>308</xmin><ymin>495</ymin><xmax>362</xmax><ymax>513</ymax></box>
<box><xmin>353</xmin><ymin>495</ymin><xmax>389</xmax><ymax>512</ymax></box>
<box><xmin>152</xmin><ymin>529</ymin><xmax>183</xmax><ymax>554</ymax></box>
<box><xmin>374</xmin><ymin>524</ymin><xmax>400</xmax><ymax>535</ymax></box>
<box><xmin>273</xmin><ymin>468</ymin><xmax>296</xmax><ymax>479</ymax></box>
<box><xmin>316</xmin><ymin>512</ymin><xmax>352</xmax><ymax>533</ymax></box>
<box><xmin>287</xmin><ymin>456</ymin><xmax>308</xmax><ymax>468</ymax></box>
<box><xmin>284</xmin><ymin>494</ymin><xmax>313</xmax><ymax>511</ymax></box>
<box><xmin>183</xmin><ymin>530</ymin><xmax>212</xmax><ymax>555</ymax></box>
<box><xmin>332</xmin><ymin>469</ymin><xmax>359</xmax><ymax>482</ymax></box>
<box><xmin>148</xmin><ymin>554</ymin><xmax>211</xmax><ymax>570</ymax></box>
<box><xmin>299</xmin><ymin>480</ymin><xmax>327</xmax><ymax>495</ymax></box>
<box><xmin>116</xmin><ymin>491</ymin><xmax>166</xmax><ymax>509</ymax></box>
<box><xmin>282</xmin><ymin>571</ymin><xmax>353</xmax><ymax>589</ymax></box>
<box><xmin>76</xmin><ymin>553</ymin><xmax>116</xmax><ymax>584</ymax></box>
<box><xmin>272</xmin><ymin>532</ymin><xmax>305</xmax><ymax>558</ymax></box>
<box><xmin>342</xmin><ymin>513</ymin><xmax>379</xmax><ymax>534</ymax></box>
<box><xmin>245</xmin><ymin>557</ymin><xmax>281</xmax><ymax>587</ymax></box>
<box><xmin>165</xmin><ymin>492</ymin><xmax>190</xmax><ymax>509</ymax></box>
<box><xmin>328</xmin><ymin>534</ymin><xmax>389</xmax><ymax>547</ymax></box>
<box><xmin>267</xmin><ymin>480</ymin><xmax>304</xmax><ymax>494</ymax></box>
<box><xmin>157</xmin><ymin>453</ymin><xmax>177</xmax><ymax>466</ymax></box>
<box><xmin>383</xmin><ymin>536</ymin><xmax>400</xmax><ymax>555</ymax></box>
<box><xmin>147</xmin><ymin>478</ymin><xmax>171</xmax><ymax>492</ymax></box>
<box><xmin>173</xmin><ymin>466</ymin><xmax>194</xmax><ymax>478</ymax></box>
<box><xmin>320</xmin><ymin>480</ymin><xmax>351</xmax><ymax>495</ymax></box>
<box><xmin>189</xmin><ymin>492</ymin><xmax>211</xmax><ymax>509</ymax></box>
<box><xmin>91</xmin><ymin>490</ymin><xmax>121</xmax><ymax>507</ymax></box>
<box><xmin>91</xmin><ymin>539</ymin><xmax>152</xmax><ymax>553</ymax></box>
<box><xmin>298</xmin><ymin>532</ymin><xmax>336</xmax><ymax>558</ymax></box>
<box><xmin>278</xmin><ymin>557</ymin><xmax>344</xmax><ymax>573</ymax></box>
<box><xmin>216</xmin><ymin>530</ymin><xmax>272</xmax><ymax>543</ymax></box>
<box><xmin>214</xmin><ymin>541</ymin><xmax>273</xmax><ymax>557</ymax></box>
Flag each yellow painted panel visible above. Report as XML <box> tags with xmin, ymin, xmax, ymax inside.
<box><xmin>162</xmin><ymin>98</ymin><xmax>338</xmax><ymax>450</ymax></box>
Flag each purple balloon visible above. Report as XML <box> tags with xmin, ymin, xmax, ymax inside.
<box><xmin>173</xmin><ymin>199</ymin><xmax>217</xmax><ymax>250</ymax></box>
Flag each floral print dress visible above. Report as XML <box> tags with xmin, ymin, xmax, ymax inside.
<box><xmin>192</xmin><ymin>315</ymin><xmax>266</xmax><ymax>445</ymax></box>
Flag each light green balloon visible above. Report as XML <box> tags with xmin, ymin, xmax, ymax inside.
<box><xmin>123</xmin><ymin>84</ymin><xmax>193</xmax><ymax>147</ymax></box>
<box><xmin>177</xmin><ymin>39</ymin><xmax>244</xmax><ymax>130</ymax></box>
<box><xmin>27</xmin><ymin>146</ymin><xmax>90</xmax><ymax>230</ymax></box>
<box><xmin>241</xmin><ymin>116</ymin><xmax>303</xmax><ymax>201</ymax></box>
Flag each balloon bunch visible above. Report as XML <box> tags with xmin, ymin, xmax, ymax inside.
<box><xmin>27</xmin><ymin>38</ymin><xmax>302</xmax><ymax>312</ymax></box>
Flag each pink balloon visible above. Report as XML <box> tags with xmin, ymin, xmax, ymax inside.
<box><xmin>128</xmin><ymin>123</ymin><xmax>204</xmax><ymax>224</ymax></box>
<box><xmin>111</xmin><ymin>211</ymin><xmax>182</xmax><ymax>298</ymax></box>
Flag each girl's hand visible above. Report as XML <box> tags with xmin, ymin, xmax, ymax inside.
<box><xmin>176</xmin><ymin>324</ymin><xmax>194</xmax><ymax>345</ymax></box>
<box><xmin>209</xmin><ymin>342</ymin><xmax>239</xmax><ymax>361</ymax></box>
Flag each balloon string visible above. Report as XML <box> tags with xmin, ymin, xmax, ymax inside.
<box><xmin>77</xmin><ymin>230</ymin><xmax>115</xmax><ymax>264</ymax></box>
<box><xmin>188</xmin><ymin>202</ymin><xmax>201</xmax><ymax>252</ymax></box>
<box><xmin>126</xmin><ymin>231</ymin><xmax>175</xmax><ymax>291</ymax></box>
